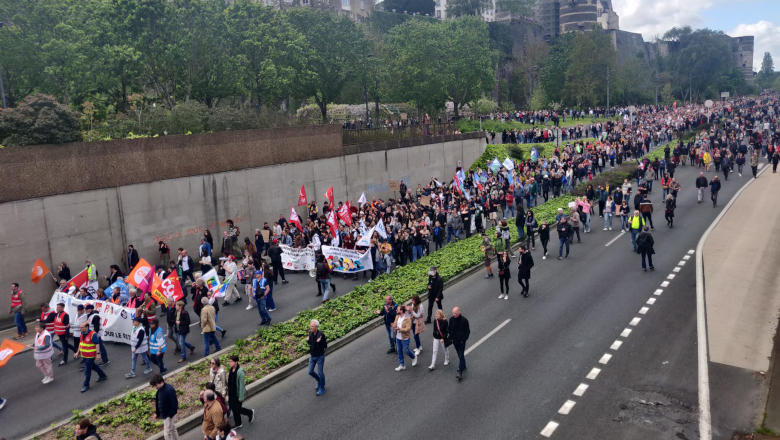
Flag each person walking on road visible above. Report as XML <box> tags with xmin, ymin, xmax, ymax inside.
<box><xmin>425</xmin><ymin>267</ymin><xmax>443</xmax><ymax>323</ymax></box>
<box><xmin>376</xmin><ymin>295</ymin><xmax>398</xmax><ymax>353</ymax></box>
<box><xmin>9</xmin><ymin>283</ymin><xmax>28</xmax><ymax>340</ymax></box>
<box><xmin>636</xmin><ymin>226</ymin><xmax>655</xmax><ymax>271</ymax></box>
<box><xmin>557</xmin><ymin>217</ymin><xmax>572</xmax><ymax>260</ymax></box>
<box><xmin>539</xmin><ymin>221</ymin><xmax>550</xmax><ymax>259</ymax></box>
<box><xmin>722</xmin><ymin>155</ymin><xmax>731</xmax><ymax>181</ymax></box>
<box><xmin>603</xmin><ymin>196</ymin><xmax>615</xmax><ymax>230</ymax></box>
<box><xmin>228</xmin><ymin>355</ymin><xmax>255</xmax><ymax>428</ymax></box>
<box><xmin>149</xmin><ymin>318</ymin><xmax>168</xmax><ymax>375</ymax></box>
<box><xmin>53</xmin><ymin>302</ymin><xmax>77</xmax><ymax>365</ymax></box>
<box><xmin>709</xmin><ymin>175</ymin><xmax>721</xmax><ymax>208</ymax></box>
<box><xmin>628</xmin><ymin>210</ymin><xmax>645</xmax><ymax>253</ymax></box>
<box><xmin>74</xmin><ymin>321</ymin><xmax>108</xmax><ymax>393</ymax></box>
<box><xmin>619</xmin><ymin>200</ymin><xmax>630</xmax><ymax>232</ymax></box>
<box><xmin>411</xmin><ymin>295</ymin><xmax>426</xmax><ymax>356</ymax></box>
<box><xmin>568</xmin><ymin>207</ymin><xmax>581</xmax><ymax>243</ymax></box>
<box><xmin>497</xmin><ymin>251</ymin><xmax>511</xmax><ymax>300</ymax></box>
<box><xmin>31</xmin><ymin>321</ymin><xmax>54</xmax><ymax>384</ymax></box>
<box><xmin>201</xmin><ymin>390</ymin><xmax>224</xmax><ymax>440</ymax></box>
<box><xmin>307</xmin><ymin>319</ymin><xmax>328</xmax><ymax>396</ymax></box>
<box><xmin>126</xmin><ymin>316</ymin><xmax>152</xmax><ymax>378</ymax></box>
<box><xmin>392</xmin><ymin>305</ymin><xmax>417</xmax><ymax>371</ymax></box>
<box><xmin>429</xmin><ymin>309</ymin><xmax>450</xmax><ymax>370</ymax></box>
<box><xmin>750</xmin><ymin>152</ymin><xmax>759</xmax><ymax>178</ymax></box>
<box><xmin>201</xmin><ymin>297</ymin><xmax>221</xmax><ymax>356</ymax></box>
<box><xmin>773</xmin><ymin>149</ymin><xmax>780</xmax><ymax>173</ymax></box>
<box><xmin>449</xmin><ymin>307</ymin><xmax>470</xmax><ymax>381</ymax></box>
<box><xmin>695</xmin><ymin>172</ymin><xmax>708</xmax><ymax>203</ymax></box>
<box><xmin>664</xmin><ymin>194</ymin><xmax>676</xmax><ymax>228</ymax></box>
<box><xmin>517</xmin><ymin>245</ymin><xmax>534</xmax><ymax>298</ymax></box>
<box><xmin>209</xmin><ymin>358</ymin><xmax>228</xmax><ymax>398</ymax></box>
<box><xmin>525</xmin><ymin>210</ymin><xmax>537</xmax><ymax>250</ymax></box>
<box><xmin>151</xmin><ymin>374</ymin><xmax>179</xmax><ymax>440</ymax></box>
<box><xmin>174</xmin><ymin>301</ymin><xmax>195</xmax><ymax>363</ymax></box>
<box><xmin>639</xmin><ymin>196</ymin><xmax>655</xmax><ymax>230</ymax></box>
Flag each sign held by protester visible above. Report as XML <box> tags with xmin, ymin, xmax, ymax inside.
<box><xmin>48</xmin><ymin>292</ymin><xmax>135</xmax><ymax>345</ymax></box>
<box><xmin>281</xmin><ymin>245</ymin><xmax>316</xmax><ymax>271</ymax></box>
<box><xmin>420</xmin><ymin>195</ymin><xmax>431</xmax><ymax>206</ymax></box>
<box><xmin>387</xmin><ymin>180</ymin><xmax>400</xmax><ymax>191</ymax></box>
<box><xmin>321</xmin><ymin>246</ymin><xmax>373</xmax><ymax>273</ymax></box>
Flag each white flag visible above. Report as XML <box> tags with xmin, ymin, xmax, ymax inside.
<box><xmin>434</xmin><ymin>179</ymin><xmax>443</xmax><ymax>187</ymax></box>
<box><xmin>359</xmin><ymin>220</ymin><xmax>368</xmax><ymax>236</ymax></box>
<box><xmin>502</xmin><ymin>157</ymin><xmax>514</xmax><ymax>171</ymax></box>
<box><xmin>356</xmin><ymin>227</ymin><xmax>374</xmax><ymax>247</ymax></box>
<box><xmin>358</xmin><ymin>192</ymin><xmax>367</xmax><ymax>206</ymax></box>
<box><xmin>375</xmin><ymin>218</ymin><xmax>388</xmax><ymax>239</ymax></box>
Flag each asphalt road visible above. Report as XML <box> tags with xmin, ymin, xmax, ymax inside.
<box><xmin>170</xmin><ymin>162</ymin><xmax>753</xmax><ymax>440</ymax></box>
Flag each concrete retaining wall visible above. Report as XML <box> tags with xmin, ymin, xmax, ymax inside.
<box><xmin>0</xmin><ymin>131</ymin><xmax>485</xmax><ymax>326</ymax></box>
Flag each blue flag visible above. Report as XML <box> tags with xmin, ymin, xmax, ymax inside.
<box><xmin>107</xmin><ymin>278</ymin><xmax>130</xmax><ymax>303</ymax></box>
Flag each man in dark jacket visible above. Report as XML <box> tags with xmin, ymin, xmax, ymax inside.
<box><xmin>151</xmin><ymin>374</ymin><xmax>179</xmax><ymax>439</ymax></box>
<box><xmin>174</xmin><ymin>301</ymin><xmax>195</xmax><ymax>362</ymax></box>
<box><xmin>449</xmin><ymin>307</ymin><xmax>470</xmax><ymax>380</ymax></box>
<box><xmin>307</xmin><ymin>319</ymin><xmax>328</xmax><ymax>396</ymax></box>
<box><xmin>636</xmin><ymin>226</ymin><xmax>655</xmax><ymax>271</ymax></box>
<box><xmin>556</xmin><ymin>217</ymin><xmax>573</xmax><ymax>260</ymax></box>
<box><xmin>695</xmin><ymin>172</ymin><xmax>708</xmax><ymax>203</ymax></box>
<box><xmin>425</xmin><ymin>266</ymin><xmax>444</xmax><ymax>323</ymax></box>
<box><xmin>127</xmin><ymin>245</ymin><xmax>140</xmax><ymax>271</ymax></box>
<box><xmin>376</xmin><ymin>295</ymin><xmax>398</xmax><ymax>353</ymax></box>
<box><xmin>709</xmin><ymin>176</ymin><xmax>721</xmax><ymax>207</ymax></box>
<box><xmin>267</xmin><ymin>239</ymin><xmax>288</xmax><ymax>284</ymax></box>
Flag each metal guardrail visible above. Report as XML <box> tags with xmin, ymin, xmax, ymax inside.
<box><xmin>342</xmin><ymin>123</ymin><xmax>458</xmax><ymax>145</ymax></box>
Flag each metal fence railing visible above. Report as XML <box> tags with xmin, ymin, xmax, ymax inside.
<box><xmin>342</xmin><ymin>123</ymin><xmax>458</xmax><ymax>146</ymax></box>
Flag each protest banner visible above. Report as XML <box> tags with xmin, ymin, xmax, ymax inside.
<box><xmin>387</xmin><ymin>180</ymin><xmax>400</xmax><ymax>192</ymax></box>
<box><xmin>420</xmin><ymin>195</ymin><xmax>431</xmax><ymax>206</ymax></box>
<box><xmin>261</xmin><ymin>230</ymin><xmax>270</xmax><ymax>242</ymax></box>
<box><xmin>281</xmin><ymin>245</ymin><xmax>316</xmax><ymax>271</ymax></box>
<box><xmin>321</xmin><ymin>246</ymin><xmax>373</xmax><ymax>273</ymax></box>
<box><xmin>48</xmin><ymin>292</ymin><xmax>135</xmax><ymax>345</ymax></box>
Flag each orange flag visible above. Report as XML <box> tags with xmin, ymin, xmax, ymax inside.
<box><xmin>31</xmin><ymin>258</ymin><xmax>51</xmax><ymax>284</ymax></box>
<box><xmin>0</xmin><ymin>339</ymin><xmax>27</xmax><ymax>368</ymax></box>
<box><xmin>150</xmin><ymin>273</ymin><xmax>168</xmax><ymax>308</ymax></box>
<box><xmin>127</xmin><ymin>258</ymin><xmax>153</xmax><ymax>293</ymax></box>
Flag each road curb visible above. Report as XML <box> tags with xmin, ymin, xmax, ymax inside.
<box><xmin>695</xmin><ymin>162</ymin><xmax>770</xmax><ymax>440</ymax></box>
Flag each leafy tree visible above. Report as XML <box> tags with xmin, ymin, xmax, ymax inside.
<box><xmin>773</xmin><ymin>75</ymin><xmax>780</xmax><ymax>93</ymax></box>
<box><xmin>286</xmin><ymin>8</ymin><xmax>369</xmax><ymax>123</ymax></box>
<box><xmin>756</xmin><ymin>52</ymin><xmax>776</xmax><ymax>89</ymax></box>
<box><xmin>0</xmin><ymin>93</ymin><xmax>82</xmax><ymax>146</ymax></box>
<box><xmin>446</xmin><ymin>0</ymin><xmax>533</xmax><ymax>17</ymax></box>
<box><xmin>563</xmin><ymin>26</ymin><xmax>616</xmax><ymax>107</ymax></box>
<box><xmin>379</xmin><ymin>0</ymin><xmax>434</xmax><ymax>15</ymax></box>
<box><xmin>517</xmin><ymin>42</ymin><xmax>549</xmax><ymax>109</ymax></box>
<box><xmin>540</xmin><ymin>33</ymin><xmax>574</xmax><ymax>105</ymax></box>
<box><xmin>613</xmin><ymin>57</ymin><xmax>652</xmax><ymax>105</ymax></box>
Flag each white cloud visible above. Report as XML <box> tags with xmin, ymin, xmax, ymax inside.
<box><xmin>612</xmin><ymin>0</ymin><xmax>718</xmax><ymax>40</ymax></box>
<box><xmin>729</xmin><ymin>21</ymin><xmax>780</xmax><ymax>71</ymax></box>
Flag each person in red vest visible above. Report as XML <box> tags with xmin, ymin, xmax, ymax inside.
<box><xmin>9</xmin><ymin>282</ymin><xmax>28</xmax><ymax>339</ymax></box>
<box><xmin>74</xmin><ymin>321</ymin><xmax>108</xmax><ymax>393</ymax></box>
<box><xmin>53</xmin><ymin>302</ymin><xmax>78</xmax><ymax>366</ymax></box>
<box><xmin>38</xmin><ymin>303</ymin><xmax>63</xmax><ymax>353</ymax></box>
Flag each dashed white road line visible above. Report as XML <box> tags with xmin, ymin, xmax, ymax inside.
<box><xmin>678</xmin><ymin>260</ymin><xmax>686</xmax><ymax>266</ymax></box>
<box><xmin>598</xmin><ymin>353</ymin><xmax>612</xmax><ymax>364</ymax></box>
<box><xmin>661</xmin><ymin>281</ymin><xmax>670</xmax><ymax>287</ymax></box>
<box><xmin>540</xmin><ymin>421</ymin><xmax>559</xmax><ymax>437</ymax></box>
<box><xmin>610</xmin><ymin>340</ymin><xmax>623</xmax><ymax>350</ymax></box>
<box><xmin>666</xmin><ymin>274</ymin><xmax>676</xmax><ymax>280</ymax></box>
<box><xmin>639</xmin><ymin>307</ymin><xmax>649</xmax><ymax>314</ymax></box>
<box><xmin>620</xmin><ymin>328</ymin><xmax>632</xmax><ymax>337</ymax></box>
<box><xmin>683</xmin><ymin>255</ymin><xmax>691</xmax><ymax>260</ymax></box>
<box><xmin>464</xmin><ymin>319</ymin><xmax>511</xmax><ymax>356</ymax></box>
<box><xmin>586</xmin><ymin>368</ymin><xmax>601</xmax><ymax>379</ymax></box>
<box><xmin>673</xmin><ymin>267</ymin><xmax>681</xmax><ymax>273</ymax></box>
<box><xmin>629</xmin><ymin>317</ymin><xmax>641</xmax><ymax>326</ymax></box>
<box><xmin>604</xmin><ymin>231</ymin><xmax>626</xmax><ymax>247</ymax></box>
<box><xmin>654</xmin><ymin>289</ymin><xmax>664</xmax><ymax>296</ymax></box>
<box><xmin>647</xmin><ymin>298</ymin><xmax>656</xmax><ymax>305</ymax></box>
<box><xmin>687</xmin><ymin>249</ymin><xmax>695</xmax><ymax>254</ymax></box>
<box><xmin>558</xmin><ymin>400</ymin><xmax>576</xmax><ymax>415</ymax></box>
<box><xmin>573</xmin><ymin>383</ymin><xmax>589</xmax><ymax>396</ymax></box>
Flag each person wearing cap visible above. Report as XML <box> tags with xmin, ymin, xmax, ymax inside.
<box><xmin>74</xmin><ymin>321</ymin><xmax>108</xmax><ymax>392</ymax></box>
<box><xmin>126</xmin><ymin>316</ymin><xmax>153</xmax><ymax>378</ymax></box>
<box><xmin>425</xmin><ymin>266</ymin><xmax>444</xmax><ymax>323</ymax></box>
<box><xmin>82</xmin><ymin>304</ymin><xmax>109</xmax><ymax>367</ymax></box>
<box><xmin>267</xmin><ymin>239</ymin><xmax>288</xmax><ymax>285</ymax></box>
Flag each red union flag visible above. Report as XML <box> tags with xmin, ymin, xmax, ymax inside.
<box><xmin>337</xmin><ymin>205</ymin><xmax>352</xmax><ymax>226</ymax></box>
<box><xmin>326</xmin><ymin>210</ymin><xmax>338</xmax><ymax>237</ymax></box>
<box><xmin>289</xmin><ymin>206</ymin><xmax>302</xmax><ymax>232</ymax></box>
<box><xmin>324</xmin><ymin>186</ymin><xmax>334</xmax><ymax>209</ymax></box>
<box><xmin>298</xmin><ymin>185</ymin><xmax>307</xmax><ymax>206</ymax></box>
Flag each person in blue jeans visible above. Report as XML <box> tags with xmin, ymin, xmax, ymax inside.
<box><xmin>10</xmin><ymin>283</ymin><xmax>28</xmax><ymax>338</ymax></box>
<box><xmin>253</xmin><ymin>270</ymin><xmax>272</xmax><ymax>325</ymax></box>
<box><xmin>174</xmin><ymin>301</ymin><xmax>195</xmax><ymax>362</ymax></box>
<box><xmin>307</xmin><ymin>319</ymin><xmax>328</xmax><ymax>396</ymax></box>
<box><xmin>412</xmin><ymin>228</ymin><xmax>424</xmax><ymax>262</ymax></box>
<box><xmin>393</xmin><ymin>305</ymin><xmax>417</xmax><ymax>371</ymax></box>
<box><xmin>126</xmin><ymin>317</ymin><xmax>152</xmax><ymax>378</ymax></box>
<box><xmin>200</xmin><ymin>297</ymin><xmax>221</xmax><ymax>356</ymax></box>
<box><xmin>74</xmin><ymin>321</ymin><xmax>107</xmax><ymax>393</ymax></box>
<box><xmin>376</xmin><ymin>295</ymin><xmax>398</xmax><ymax>353</ymax></box>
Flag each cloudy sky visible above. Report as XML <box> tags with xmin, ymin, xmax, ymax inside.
<box><xmin>612</xmin><ymin>0</ymin><xmax>780</xmax><ymax>71</ymax></box>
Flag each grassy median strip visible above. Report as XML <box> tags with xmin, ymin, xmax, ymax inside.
<box><xmin>36</xmin><ymin>194</ymin><xmax>574</xmax><ymax>439</ymax></box>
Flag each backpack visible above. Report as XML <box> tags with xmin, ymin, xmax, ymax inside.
<box><xmin>316</xmin><ymin>262</ymin><xmax>327</xmax><ymax>277</ymax></box>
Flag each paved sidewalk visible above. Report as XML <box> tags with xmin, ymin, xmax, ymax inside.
<box><xmin>704</xmin><ymin>168</ymin><xmax>780</xmax><ymax>373</ymax></box>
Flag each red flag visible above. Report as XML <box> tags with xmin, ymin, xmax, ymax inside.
<box><xmin>289</xmin><ymin>206</ymin><xmax>303</xmax><ymax>232</ymax></box>
<box><xmin>326</xmin><ymin>210</ymin><xmax>338</xmax><ymax>238</ymax></box>
<box><xmin>297</xmin><ymin>185</ymin><xmax>307</xmax><ymax>206</ymax></box>
<box><xmin>31</xmin><ymin>258</ymin><xmax>50</xmax><ymax>284</ymax></box>
<box><xmin>324</xmin><ymin>187</ymin><xmax>334</xmax><ymax>209</ymax></box>
<box><xmin>67</xmin><ymin>268</ymin><xmax>89</xmax><ymax>290</ymax></box>
<box><xmin>673</xmin><ymin>101</ymin><xmax>677</xmax><ymax>109</ymax></box>
<box><xmin>126</xmin><ymin>258</ymin><xmax>154</xmax><ymax>293</ymax></box>
<box><xmin>150</xmin><ymin>273</ymin><xmax>168</xmax><ymax>308</ymax></box>
<box><xmin>453</xmin><ymin>172</ymin><xmax>462</xmax><ymax>194</ymax></box>
<box><xmin>164</xmin><ymin>272</ymin><xmax>185</xmax><ymax>303</ymax></box>
<box><xmin>346</xmin><ymin>200</ymin><xmax>353</xmax><ymax>212</ymax></box>
<box><xmin>337</xmin><ymin>205</ymin><xmax>352</xmax><ymax>226</ymax></box>
<box><xmin>0</xmin><ymin>339</ymin><xmax>27</xmax><ymax>368</ymax></box>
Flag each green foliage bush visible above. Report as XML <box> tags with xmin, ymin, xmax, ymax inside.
<box><xmin>0</xmin><ymin>94</ymin><xmax>82</xmax><ymax>146</ymax></box>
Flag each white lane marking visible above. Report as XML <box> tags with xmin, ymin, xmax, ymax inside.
<box><xmin>558</xmin><ymin>400</ymin><xmax>576</xmax><ymax>415</ymax></box>
<box><xmin>647</xmin><ymin>298</ymin><xmax>656</xmax><ymax>305</ymax></box>
<box><xmin>678</xmin><ymin>260</ymin><xmax>687</xmax><ymax>266</ymax></box>
<box><xmin>654</xmin><ymin>289</ymin><xmax>663</xmax><ymax>296</ymax></box>
<box><xmin>190</xmin><ymin>321</ymin><xmax>201</xmax><ymax>327</ymax></box>
<box><xmin>599</xmin><ymin>353</ymin><xmax>612</xmax><ymax>364</ymax></box>
<box><xmin>673</xmin><ymin>267</ymin><xmax>681</xmax><ymax>273</ymax></box>
<box><xmin>540</xmin><ymin>421</ymin><xmax>559</xmax><ymax>437</ymax></box>
<box><xmin>639</xmin><ymin>307</ymin><xmax>649</xmax><ymax>314</ymax></box>
<box><xmin>586</xmin><ymin>367</ymin><xmax>601</xmax><ymax>379</ymax></box>
<box><xmin>604</xmin><ymin>231</ymin><xmax>626</xmax><ymax>247</ymax></box>
<box><xmin>610</xmin><ymin>340</ymin><xmax>623</xmax><ymax>350</ymax></box>
<box><xmin>573</xmin><ymin>383</ymin><xmax>589</xmax><ymax>396</ymax></box>
<box><xmin>759</xmin><ymin>163</ymin><xmax>764</xmax><ymax>169</ymax></box>
<box><xmin>464</xmin><ymin>319</ymin><xmax>511</xmax><ymax>356</ymax></box>
<box><xmin>629</xmin><ymin>317</ymin><xmax>641</xmax><ymax>326</ymax></box>
<box><xmin>683</xmin><ymin>255</ymin><xmax>691</xmax><ymax>260</ymax></box>
<box><xmin>661</xmin><ymin>281</ymin><xmax>670</xmax><ymax>287</ymax></box>
<box><xmin>688</xmin><ymin>249</ymin><xmax>695</xmax><ymax>254</ymax></box>
<box><xmin>667</xmin><ymin>274</ymin><xmax>676</xmax><ymax>280</ymax></box>
<box><xmin>620</xmin><ymin>328</ymin><xmax>632</xmax><ymax>337</ymax></box>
